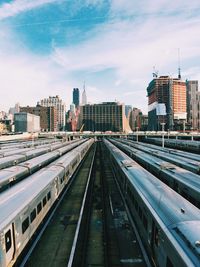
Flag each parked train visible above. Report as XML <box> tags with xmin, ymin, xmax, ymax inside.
<box><xmin>0</xmin><ymin>139</ymin><xmax>87</xmax><ymax>192</ymax></box>
<box><xmin>110</xmin><ymin>138</ymin><xmax>200</xmax><ymax>209</ymax></box>
<box><xmin>0</xmin><ymin>139</ymin><xmax>80</xmax><ymax>170</ymax></box>
<box><xmin>129</xmin><ymin>139</ymin><xmax>200</xmax><ymax>162</ymax></box>
<box><xmin>0</xmin><ymin>139</ymin><xmax>59</xmax><ymax>151</ymax></box>
<box><xmin>142</xmin><ymin>137</ymin><xmax>200</xmax><ymax>153</ymax></box>
<box><xmin>104</xmin><ymin>139</ymin><xmax>200</xmax><ymax>267</ymax></box>
<box><xmin>118</xmin><ymin>138</ymin><xmax>200</xmax><ymax>174</ymax></box>
<box><xmin>0</xmin><ymin>138</ymin><xmax>94</xmax><ymax>267</ymax></box>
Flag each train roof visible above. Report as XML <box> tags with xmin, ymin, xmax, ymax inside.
<box><xmin>0</xmin><ymin>165</ymin><xmax>64</xmax><ymax>230</ymax></box>
<box><xmin>104</xmin><ymin>139</ymin><xmax>200</xmax><ymax>264</ymax></box>
<box><xmin>0</xmin><ymin>139</ymin><xmax>92</xmax><ymax>230</ymax></box>
<box><xmin>113</xmin><ymin>140</ymin><xmax>200</xmax><ymax>194</ymax></box>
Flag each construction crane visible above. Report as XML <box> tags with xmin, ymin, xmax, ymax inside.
<box><xmin>80</xmin><ymin>124</ymin><xmax>84</xmax><ymax>132</ymax></box>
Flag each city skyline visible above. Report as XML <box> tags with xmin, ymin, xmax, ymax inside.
<box><xmin>1</xmin><ymin>1</ymin><xmax>200</xmax><ymax>112</ymax></box>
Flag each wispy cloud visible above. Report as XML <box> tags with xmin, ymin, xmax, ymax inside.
<box><xmin>0</xmin><ymin>0</ymin><xmax>60</xmax><ymax>20</ymax></box>
<box><xmin>1</xmin><ymin>0</ymin><xmax>200</xmax><ymax>113</ymax></box>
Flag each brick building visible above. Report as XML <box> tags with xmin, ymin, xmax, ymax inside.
<box><xmin>20</xmin><ymin>105</ymin><xmax>57</xmax><ymax>132</ymax></box>
<box><xmin>147</xmin><ymin>76</ymin><xmax>186</xmax><ymax>131</ymax></box>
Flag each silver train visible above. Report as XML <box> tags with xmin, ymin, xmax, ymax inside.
<box><xmin>143</xmin><ymin>138</ymin><xmax>200</xmax><ymax>153</ymax></box>
<box><xmin>125</xmin><ymin>139</ymin><xmax>200</xmax><ymax>162</ymax></box>
<box><xmin>0</xmin><ymin>138</ymin><xmax>60</xmax><ymax>151</ymax></box>
<box><xmin>104</xmin><ymin>139</ymin><xmax>200</xmax><ymax>267</ymax></box>
<box><xmin>0</xmin><ymin>139</ymin><xmax>79</xmax><ymax>170</ymax></box>
<box><xmin>0</xmin><ymin>139</ymin><xmax>87</xmax><ymax>192</ymax></box>
<box><xmin>0</xmin><ymin>138</ymin><xmax>94</xmax><ymax>267</ymax></box>
<box><xmin>119</xmin><ymin>139</ymin><xmax>200</xmax><ymax>174</ymax></box>
<box><xmin>110</xmin><ymin>138</ymin><xmax>200</xmax><ymax>209</ymax></box>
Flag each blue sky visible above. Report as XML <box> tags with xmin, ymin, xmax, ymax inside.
<box><xmin>1</xmin><ymin>0</ymin><xmax>200</xmax><ymax>113</ymax></box>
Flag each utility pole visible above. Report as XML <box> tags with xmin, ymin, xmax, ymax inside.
<box><xmin>161</xmin><ymin>123</ymin><xmax>166</xmax><ymax>147</ymax></box>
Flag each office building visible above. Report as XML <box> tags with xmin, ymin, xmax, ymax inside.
<box><xmin>129</xmin><ymin>108</ymin><xmax>148</xmax><ymax>131</ymax></box>
<box><xmin>125</xmin><ymin>105</ymin><xmax>132</xmax><ymax>119</ymax></box>
<box><xmin>186</xmin><ymin>80</ymin><xmax>200</xmax><ymax>130</ymax></box>
<box><xmin>14</xmin><ymin>112</ymin><xmax>40</xmax><ymax>132</ymax></box>
<box><xmin>38</xmin><ymin>96</ymin><xmax>65</xmax><ymax>130</ymax></box>
<box><xmin>20</xmin><ymin>105</ymin><xmax>58</xmax><ymax>132</ymax></box>
<box><xmin>82</xmin><ymin>83</ymin><xmax>87</xmax><ymax>105</ymax></box>
<box><xmin>147</xmin><ymin>76</ymin><xmax>186</xmax><ymax>131</ymax></box>
<box><xmin>80</xmin><ymin>102</ymin><xmax>126</xmax><ymax>132</ymax></box>
<box><xmin>73</xmin><ymin>88</ymin><xmax>80</xmax><ymax>108</ymax></box>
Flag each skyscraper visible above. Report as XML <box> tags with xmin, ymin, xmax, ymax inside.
<box><xmin>80</xmin><ymin>102</ymin><xmax>126</xmax><ymax>132</ymax></box>
<box><xmin>38</xmin><ymin>95</ymin><xmax>65</xmax><ymax>130</ymax></box>
<box><xmin>82</xmin><ymin>82</ymin><xmax>87</xmax><ymax>105</ymax></box>
<box><xmin>147</xmin><ymin>76</ymin><xmax>186</xmax><ymax>131</ymax></box>
<box><xmin>73</xmin><ymin>88</ymin><xmax>80</xmax><ymax>108</ymax></box>
<box><xmin>186</xmin><ymin>80</ymin><xmax>200</xmax><ymax>130</ymax></box>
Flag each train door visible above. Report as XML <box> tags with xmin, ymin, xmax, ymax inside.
<box><xmin>4</xmin><ymin>223</ymin><xmax>16</xmax><ymax>266</ymax></box>
<box><xmin>54</xmin><ymin>177</ymin><xmax>59</xmax><ymax>198</ymax></box>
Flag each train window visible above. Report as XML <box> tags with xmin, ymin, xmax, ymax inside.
<box><xmin>37</xmin><ymin>202</ymin><xmax>42</xmax><ymax>214</ymax></box>
<box><xmin>166</xmin><ymin>257</ymin><xmax>174</xmax><ymax>267</ymax></box>
<box><xmin>47</xmin><ymin>191</ymin><xmax>51</xmax><ymax>201</ymax></box>
<box><xmin>5</xmin><ymin>229</ymin><xmax>12</xmax><ymax>252</ymax></box>
<box><xmin>30</xmin><ymin>209</ymin><xmax>36</xmax><ymax>223</ymax></box>
<box><xmin>22</xmin><ymin>217</ymin><xmax>29</xmax><ymax>234</ymax></box>
<box><xmin>143</xmin><ymin>215</ymin><xmax>148</xmax><ymax>230</ymax></box>
<box><xmin>43</xmin><ymin>196</ymin><xmax>47</xmax><ymax>207</ymax></box>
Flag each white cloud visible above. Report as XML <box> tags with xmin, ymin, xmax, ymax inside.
<box><xmin>0</xmin><ymin>0</ymin><xmax>60</xmax><ymax>20</ymax></box>
<box><xmin>1</xmin><ymin>0</ymin><xmax>200</xmax><ymax>114</ymax></box>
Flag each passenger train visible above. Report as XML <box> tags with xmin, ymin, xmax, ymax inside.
<box><xmin>0</xmin><ymin>138</ymin><xmax>94</xmax><ymax>267</ymax></box>
<box><xmin>0</xmin><ymin>139</ymin><xmax>87</xmax><ymax>192</ymax></box>
<box><xmin>142</xmin><ymin>138</ymin><xmax>200</xmax><ymax>153</ymax></box>
<box><xmin>104</xmin><ymin>139</ymin><xmax>200</xmax><ymax>267</ymax></box>
<box><xmin>0</xmin><ymin>139</ymin><xmax>80</xmax><ymax>170</ymax></box>
<box><xmin>110</xmin><ymin>138</ymin><xmax>200</xmax><ymax>209</ymax></box>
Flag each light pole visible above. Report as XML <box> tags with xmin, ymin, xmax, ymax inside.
<box><xmin>191</xmin><ymin>127</ymin><xmax>193</xmax><ymax>141</ymax></box>
<box><xmin>183</xmin><ymin>120</ymin><xmax>186</xmax><ymax>134</ymax></box>
<box><xmin>136</xmin><ymin>127</ymin><xmax>139</xmax><ymax>143</ymax></box>
<box><xmin>160</xmin><ymin>123</ymin><xmax>165</xmax><ymax>148</ymax></box>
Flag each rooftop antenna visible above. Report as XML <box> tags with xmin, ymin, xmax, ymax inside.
<box><xmin>152</xmin><ymin>66</ymin><xmax>158</xmax><ymax>78</ymax></box>
<box><xmin>83</xmin><ymin>80</ymin><xmax>86</xmax><ymax>91</ymax></box>
<box><xmin>178</xmin><ymin>48</ymin><xmax>181</xmax><ymax>79</ymax></box>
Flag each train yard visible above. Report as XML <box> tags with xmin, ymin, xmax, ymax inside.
<box><xmin>0</xmin><ymin>136</ymin><xmax>200</xmax><ymax>267</ymax></box>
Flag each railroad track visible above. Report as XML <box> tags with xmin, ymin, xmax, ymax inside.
<box><xmin>17</xmin><ymin>143</ymin><xmax>96</xmax><ymax>267</ymax></box>
<box><xmin>69</xmin><ymin>141</ymin><xmax>150</xmax><ymax>267</ymax></box>
<box><xmin>17</xmin><ymin>140</ymin><xmax>151</xmax><ymax>267</ymax></box>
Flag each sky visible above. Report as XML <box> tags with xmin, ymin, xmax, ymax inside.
<box><xmin>1</xmin><ymin>0</ymin><xmax>200</xmax><ymax>114</ymax></box>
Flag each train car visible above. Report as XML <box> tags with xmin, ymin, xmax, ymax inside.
<box><xmin>123</xmin><ymin>139</ymin><xmax>200</xmax><ymax>162</ymax></box>
<box><xmin>118</xmin><ymin>139</ymin><xmax>200</xmax><ymax>174</ymax></box>
<box><xmin>104</xmin><ymin>139</ymin><xmax>200</xmax><ymax>267</ymax></box>
<box><xmin>110</xmin><ymin>138</ymin><xmax>200</xmax><ymax>209</ymax></box>
<box><xmin>0</xmin><ymin>138</ymin><xmax>94</xmax><ymax>267</ymax></box>
<box><xmin>0</xmin><ymin>139</ymin><xmax>88</xmax><ymax>192</ymax></box>
<box><xmin>144</xmin><ymin>138</ymin><xmax>200</xmax><ymax>153</ymax></box>
<box><xmin>0</xmin><ymin>155</ymin><xmax>27</xmax><ymax>170</ymax></box>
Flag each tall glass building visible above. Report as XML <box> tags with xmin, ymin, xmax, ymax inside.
<box><xmin>73</xmin><ymin>88</ymin><xmax>80</xmax><ymax>108</ymax></box>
